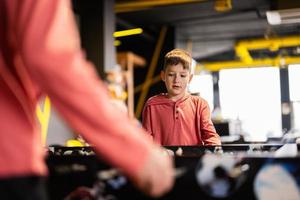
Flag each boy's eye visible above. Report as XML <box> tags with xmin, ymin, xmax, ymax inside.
<box><xmin>168</xmin><ymin>73</ymin><xmax>175</xmax><ymax>77</ymax></box>
<box><xmin>181</xmin><ymin>75</ymin><xmax>187</xmax><ymax>78</ymax></box>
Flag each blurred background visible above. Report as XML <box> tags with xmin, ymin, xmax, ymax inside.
<box><xmin>42</xmin><ymin>0</ymin><xmax>300</xmax><ymax>145</ymax></box>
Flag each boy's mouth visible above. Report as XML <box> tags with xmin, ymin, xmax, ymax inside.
<box><xmin>172</xmin><ymin>85</ymin><xmax>181</xmax><ymax>89</ymax></box>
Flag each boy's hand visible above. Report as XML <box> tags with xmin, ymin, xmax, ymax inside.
<box><xmin>131</xmin><ymin>146</ymin><xmax>175</xmax><ymax>197</ymax></box>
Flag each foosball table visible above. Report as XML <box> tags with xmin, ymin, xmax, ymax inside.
<box><xmin>46</xmin><ymin>144</ymin><xmax>300</xmax><ymax>200</ymax></box>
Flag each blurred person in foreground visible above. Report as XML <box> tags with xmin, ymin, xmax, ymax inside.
<box><xmin>0</xmin><ymin>0</ymin><xmax>174</xmax><ymax>199</ymax></box>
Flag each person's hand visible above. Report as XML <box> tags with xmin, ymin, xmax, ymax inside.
<box><xmin>162</xmin><ymin>147</ymin><xmax>183</xmax><ymax>156</ymax></box>
<box><xmin>131</xmin><ymin>146</ymin><xmax>175</xmax><ymax>197</ymax></box>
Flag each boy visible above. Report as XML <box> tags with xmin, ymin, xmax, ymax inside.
<box><xmin>142</xmin><ymin>49</ymin><xmax>221</xmax><ymax>146</ymax></box>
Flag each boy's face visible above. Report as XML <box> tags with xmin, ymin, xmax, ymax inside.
<box><xmin>161</xmin><ymin>63</ymin><xmax>193</xmax><ymax>98</ymax></box>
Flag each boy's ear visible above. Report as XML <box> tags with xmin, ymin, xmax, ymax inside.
<box><xmin>189</xmin><ymin>74</ymin><xmax>193</xmax><ymax>83</ymax></box>
<box><xmin>160</xmin><ymin>71</ymin><xmax>166</xmax><ymax>82</ymax></box>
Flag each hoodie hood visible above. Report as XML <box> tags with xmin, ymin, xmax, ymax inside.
<box><xmin>145</xmin><ymin>93</ymin><xmax>191</xmax><ymax>106</ymax></box>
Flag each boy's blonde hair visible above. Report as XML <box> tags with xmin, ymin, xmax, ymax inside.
<box><xmin>163</xmin><ymin>48</ymin><xmax>192</xmax><ymax>71</ymax></box>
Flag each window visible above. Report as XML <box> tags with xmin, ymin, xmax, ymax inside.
<box><xmin>288</xmin><ymin>64</ymin><xmax>300</xmax><ymax>130</ymax></box>
<box><xmin>289</xmin><ymin>64</ymin><xmax>300</xmax><ymax>102</ymax></box>
<box><xmin>188</xmin><ymin>73</ymin><xmax>214</xmax><ymax>110</ymax></box>
<box><xmin>219</xmin><ymin>67</ymin><xmax>282</xmax><ymax>141</ymax></box>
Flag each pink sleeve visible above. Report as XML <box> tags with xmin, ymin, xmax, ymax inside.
<box><xmin>16</xmin><ymin>0</ymin><xmax>152</xmax><ymax>177</ymax></box>
<box><xmin>142</xmin><ymin>104</ymin><xmax>154</xmax><ymax>139</ymax></box>
<box><xmin>200</xmin><ymin>100</ymin><xmax>221</xmax><ymax>145</ymax></box>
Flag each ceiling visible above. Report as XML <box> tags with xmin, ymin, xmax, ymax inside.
<box><xmin>116</xmin><ymin>0</ymin><xmax>300</xmax><ymax>62</ymax></box>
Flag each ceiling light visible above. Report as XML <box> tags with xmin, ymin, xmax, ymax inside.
<box><xmin>266</xmin><ymin>8</ymin><xmax>300</xmax><ymax>25</ymax></box>
<box><xmin>113</xmin><ymin>28</ymin><xmax>143</xmax><ymax>38</ymax></box>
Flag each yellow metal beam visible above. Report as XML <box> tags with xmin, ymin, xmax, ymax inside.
<box><xmin>201</xmin><ymin>35</ymin><xmax>300</xmax><ymax>71</ymax></box>
<box><xmin>236</xmin><ymin>35</ymin><xmax>300</xmax><ymax>51</ymax></box>
<box><xmin>235</xmin><ymin>44</ymin><xmax>253</xmax><ymax>63</ymax></box>
<box><xmin>36</xmin><ymin>96</ymin><xmax>51</xmax><ymax>146</ymax></box>
<box><xmin>197</xmin><ymin>56</ymin><xmax>300</xmax><ymax>72</ymax></box>
<box><xmin>214</xmin><ymin>0</ymin><xmax>232</xmax><ymax>12</ymax></box>
<box><xmin>115</xmin><ymin>0</ymin><xmax>208</xmax><ymax>13</ymax></box>
<box><xmin>135</xmin><ymin>26</ymin><xmax>167</xmax><ymax>119</ymax></box>
<box><xmin>235</xmin><ymin>35</ymin><xmax>300</xmax><ymax>63</ymax></box>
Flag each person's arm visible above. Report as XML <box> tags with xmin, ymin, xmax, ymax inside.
<box><xmin>200</xmin><ymin>100</ymin><xmax>221</xmax><ymax>145</ymax></box>
<box><xmin>142</xmin><ymin>104</ymin><xmax>154</xmax><ymax>140</ymax></box>
<box><xmin>14</xmin><ymin>0</ymin><xmax>173</xmax><ymax>196</ymax></box>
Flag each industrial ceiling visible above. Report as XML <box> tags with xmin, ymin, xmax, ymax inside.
<box><xmin>116</xmin><ymin>0</ymin><xmax>300</xmax><ymax>65</ymax></box>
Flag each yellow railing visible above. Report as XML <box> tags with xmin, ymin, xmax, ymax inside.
<box><xmin>36</xmin><ymin>96</ymin><xmax>51</xmax><ymax>145</ymax></box>
<box><xmin>196</xmin><ymin>35</ymin><xmax>300</xmax><ymax>72</ymax></box>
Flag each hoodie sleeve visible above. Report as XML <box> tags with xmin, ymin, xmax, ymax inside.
<box><xmin>15</xmin><ymin>0</ymin><xmax>153</xmax><ymax>177</ymax></box>
<box><xmin>142</xmin><ymin>103</ymin><xmax>154</xmax><ymax>139</ymax></box>
<box><xmin>200</xmin><ymin>99</ymin><xmax>221</xmax><ymax>145</ymax></box>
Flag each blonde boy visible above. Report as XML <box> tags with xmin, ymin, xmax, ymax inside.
<box><xmin>142</xmin><ymin>49</ymin><xmax>221</xmax><ymax>146</ymax></box>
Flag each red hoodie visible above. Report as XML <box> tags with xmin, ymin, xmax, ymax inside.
<box><xmin>142</xmin><ymin>93</ymin><xmax>221</xmax><ymax>146</ymax></box>
<box><xmin>0</xmin><ymin>0</ymin><xmax>152</xmax><ymax>178</ymax></box>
